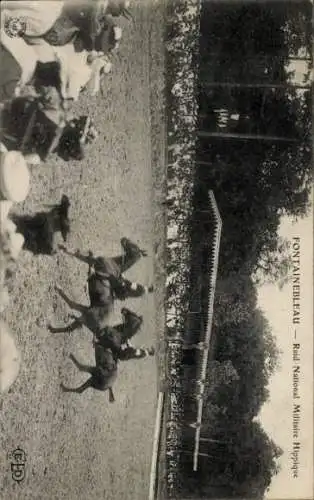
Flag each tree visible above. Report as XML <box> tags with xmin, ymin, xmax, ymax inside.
<box><xmin>214</xmin><ymin>308</ymin><xmax>281</xmax><ymax>418</ymax></box>
<box><xmin>219</xmin><ymin>420</ymin><xmax>282</xmax><ymax>497</ymax></box>
<box><xmin>187</xmin><ymin>419</ymin><xmax>283</xmax><ymax>499</ymax></box>
<box><xmin>252</xmin><ymin>237</ymin><xmax>293</xmax><ymax>289</ymax></box>
<box><xmin>213</xmin><ymin>272</ymin><xmax>258</xmax><ymax>327</ymax></box>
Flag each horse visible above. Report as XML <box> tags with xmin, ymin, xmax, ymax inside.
<box><xmin>47</xmin><ymin>283</ymin><xmax>113</xmax><ymax>336</ymax></box>
<box><xmin>94</xmin><ymin>306</ymin><xmax>143</xmax><ymax>352</ymax></box>
<box><xmin>47</xmin><ymin>278</ymin><xmax>142</xmax><ymax>340</ymax></box>
<box><xmin>94</xmin><ymin>306</ymin><xmax>155</xmax><ymax>361</ymax></box>
<box><xmin>60</xmin><ymin>308</ymin><xmax>155</xmax><ymax>401</ymax></box>
<box><xmin>11</xmin><ymin>195</ymin><xmax>70</xmax><ymax>255</ymax></box>
<box><xmin>59</xmin><ymin>237</ymin><xmax>154</xmax><ymax>302</ymax></box>
<box><xmin>61</xmin><ymin>236</ymin><xmax>147</xmax><ymax>274</ymax></box>
<box><xmin>61</xmin><ymin>350</ymin><xmax>118</xmax><ymax>402</ymax></box>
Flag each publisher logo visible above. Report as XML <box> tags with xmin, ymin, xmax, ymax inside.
<box><xmin>7</xmin><ymin>448</ymin><xmax>26</xmax><ymax>482</ymax></box>
<box><xmin>4</xmin><ymin>16</ymin><xmax>26</xmax><ymax>38</ymax></box>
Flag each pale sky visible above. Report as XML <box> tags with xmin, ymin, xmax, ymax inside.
<box><xmin>257</xmin><ymin>209</ymin><xmax>313</xmax><ymax>499</ymax></box>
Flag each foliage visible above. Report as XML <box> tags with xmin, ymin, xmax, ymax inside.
<box><xmin>165</xmin><ymin>1</ymin><xmax>201</xmax><ymax>497</ymax></box>
<box><xmin>204</xmin><ymin>420</ymin><xmax>283</xmax><ymax>498</ymax></box>
<box><xmin>197</xmin><ymin>1</ymin><xmax>312</xmax><ymax>282</ymax></box>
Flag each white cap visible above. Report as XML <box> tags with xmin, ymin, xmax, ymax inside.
<box><xmin>0</xmin><ymin>151</ymin><xmax>30</xmax><ymax>203</ymax></box>
<box><xmin>0</xmin><ymin>321</ymin><xmax>21</xmax><ymax>393</ymax></box>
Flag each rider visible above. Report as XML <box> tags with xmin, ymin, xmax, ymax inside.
<box><xmin>92</xmin><ymin>263</ymin><xmax>129</xmax><ymax>300</ymax></box>
<box><xmin>94</xmin><ymin>332</ymin><xmax>155</xmax><ymax>361</ymax></box>
<box><xmin>92</xmin><ymin>255</ymin><xmax>153</xmax><ymax>301</ymax></box>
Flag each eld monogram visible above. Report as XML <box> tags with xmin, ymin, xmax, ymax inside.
<box><xmin>7</xmin><ymin>448</ymin><xmax>27</xmax><ymax>482</ymax></box>
<box><xmin>3</xmin><ymin>16</ymin><xmax>27</xmax><ymax>38</ymax></box>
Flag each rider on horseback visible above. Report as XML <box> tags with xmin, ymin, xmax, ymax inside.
<box><xmin>91</xmin><ymin>254</ymin><xmax>153</xmax><ymax>301</ymax></box>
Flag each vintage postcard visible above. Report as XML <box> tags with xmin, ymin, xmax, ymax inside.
<box><xmin>0</xmin><ymin>1</ymin><xmax>313</xmax><ymax>500</ymax></box>
<box><xmin>0</xmin><ymin>1</ymin><xmax>166</xmax><ymax>500</ymax></box>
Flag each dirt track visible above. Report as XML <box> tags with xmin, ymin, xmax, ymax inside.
<box><xmin>0</xmin><ymin>3</ymin><xmax>165</xmax><ymax>499</ymax></box>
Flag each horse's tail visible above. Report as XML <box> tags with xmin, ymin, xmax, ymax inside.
<box><xmin>98</xmin><ymin>365</ymin><xmax>118</xmax><ymax>389</ymax></box>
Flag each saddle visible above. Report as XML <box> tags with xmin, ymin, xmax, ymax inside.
<box><xmin>93</xmin><ymin>269</ymin><xmax>127</xmax><ymax>300</ymax></box>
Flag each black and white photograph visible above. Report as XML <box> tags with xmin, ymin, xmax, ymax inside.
<box><xmin>1</xmin><ymin>1</ymin><xmax>165</xmax><ymax>499</ymax></box>
<box><xmin>0</xmin><ymin>1</ymin><xmax>313</xmax><ymax>500</ymax></box>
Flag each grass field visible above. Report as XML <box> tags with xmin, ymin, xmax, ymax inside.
<box><xmin>0</xmin><ymin>2</ymin><xmax>166</xmax><ymax>499</ymax></box>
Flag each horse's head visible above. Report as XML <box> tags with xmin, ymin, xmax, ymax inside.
<box><xmin>121</xmin><ymin>307</ymin><xmax>143</xmax><ymax>335</ymax></box>
<box><xmin>94</xmin><ymin>256</ymin><xmax>108</xmax><ymax>274</ymax></box>
<box><xmin>120</xmin><ymin>237</ymin><xmax>147</xmax><ymax>259</ymax></box>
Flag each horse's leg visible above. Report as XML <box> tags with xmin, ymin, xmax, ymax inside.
<box><xmin>88</xmin><ymin>263</ymin><xmax>93</xmax><ymax>278</ymax></box>
<box><xmin>59</xmin><ymin>247</ymin><xmax>95</xmax><ymax>267</ymax></box>
<box><xmin>114</xmin><ymin>238</ymin><xmax>148</xmax><ymax>273</ymax></box>
<box><xmin>60</xmin><ymin>378</ymin><xmax>93</xmax><ymax>394</ymax></box>
<box><xmin>69</xmin><ymin>353</ymin><xmax>95</xmax><ymax>374</ymax></box>
<box><xmin>56</xmin><ymin>286</ymin><xmax>87</xmax><ymax>314</ymax></box>
<box><xmin>48</xmin><ymin>317</ymin><xmax>83</xmax><ymax>333</ymax></box>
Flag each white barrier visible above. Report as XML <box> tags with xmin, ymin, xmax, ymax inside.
<box><xmin>149</xmin><ymin>391</ymin><xmax>165</xmax><ymax>500</ymax></box>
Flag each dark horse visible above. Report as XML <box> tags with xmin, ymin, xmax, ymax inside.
<box><xmin>60</xmin><ymin>237</ymin><xmax>154</xmax><ymax>305</ymax></box>
<box><xmin>94</xmin><ymin>306</ymin><xmax>144</xmax><ymax>352</ymax></box>
<box><xmin>60</xmin><ymin>307</ymin><xmax>154</xmax><ymax>401</ymax></box>
<box><xmin>47</xmin><ymin>277</ymin><xmax>142</xmax><ymax>337</ymax></box>
<box><xmin>11</xmin><ymin>195</ymin><xmax>70</xmax><ymax>255</ymax></box>
<box><xmin>61</xmin><ymin>350</ymin><xmax>118</xmax><ymax>402</ymax></box>
<box><xmin>95</xmin><ymin>309</ymin><xmax>155</xmax><ymax>360</ymax></box>
<box><xmin>47</xmin><ymin>268</ymin><xmax>148</xmax><ymax>336</ymax></box>
<box><xmin>47</xmin><ymin>283</ymin><xmax>114</xmax><ymax>336</ymax></box>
